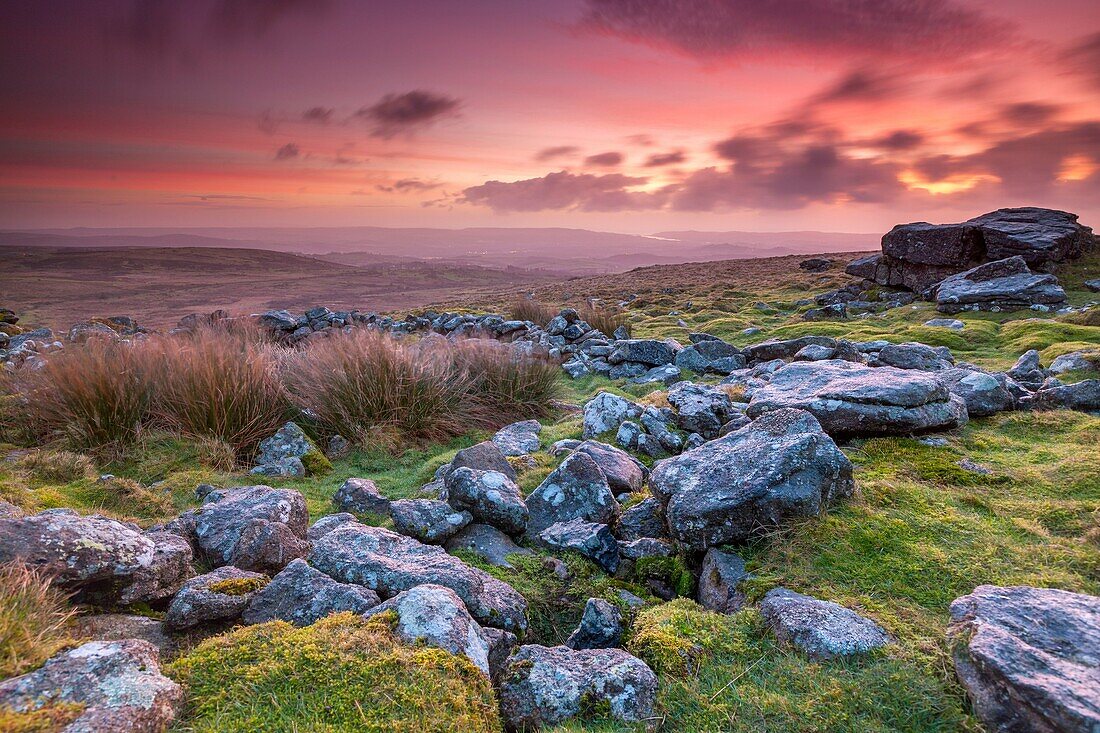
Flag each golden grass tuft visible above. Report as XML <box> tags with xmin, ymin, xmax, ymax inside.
<box><xmin>0</xmin><ymin>562</ymin><xmax>76</xmax><ymax>679</ymax></box>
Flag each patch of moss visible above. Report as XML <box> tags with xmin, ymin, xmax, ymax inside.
<box><xmin>300</xmin><ymin>448</ymin><xmax>333</xmax><ymax>476</ymax></box>
<box><xmin>167</xmin><ymin>612</ymin><xmax>501</xmax><ymax>733</ymax></box>
<box><xmin>207</xmin><ymin>576</ymin><xmax>268</xmax><ymax>596</ymax></box>
<box><xmin>0</xmin><ymin>702</ymin><xmax>85</xmax><ymax>733</ymax></box>
<box><xmin>634</xmin><ymin>555</ymin><xmax>695</xmax><ymax>598</ymax></box>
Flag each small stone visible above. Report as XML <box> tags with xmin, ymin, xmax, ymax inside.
<box><xmin>759</xmin><ymin>588</ymin><xmax>891</xmax><ymax>659</ymax></box>
<box><xmin>566</xmin><ymin>598</ymin><xmax>624</xmax><ymax>649</ymax></box>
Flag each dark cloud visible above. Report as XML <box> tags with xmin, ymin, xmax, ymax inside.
<box><xmin>376</xmin><ymin>178</ymin><xmax>442</xmax><ymax>193</ymax></box>
<box><xmin>811</xmin><ymin>68</ymin><xmax>907</xmax><ymax>104</ymax></box>
<box><xmin>355</xmin><ymin>90</ymin><xmax>461</xmax><ymax>138</ymax></box>
<box><xmin>578</xmin><ymin>0</ymin><xmax>1013</xmax><ymax>63</ymax></box>
<box><xmin>534</xmin><ymin>145</ymin><xmax>580</xmax><ymax>162</ymax></box>
<box><xmin>585</xmin><ymin>151</ymin><xmax>624</xmax><ymax>166</ymax></box>
<box><xmin>644</xmin><ymin>151</ymin><xmax>686</xmax><ymax>167</ymax></box>
<box><xmin>459</xmin><ymin>171</ymin><xmax>663</xmax><ymax>212</ymax></box>
<box><xmin>1062</xmin><ymin>32</ymin><xmax>1100</xmax><ymax>90</ymax></box>
<box><xmin>1000</xmin><ymin>102</ymin><xmax>1062</xmax><ymax>127</ymax></box>
<box><xmin>873</xmin><ymin>130</ymin><xmax>924</xmax><ymax>151</ymax></box>
<box><xmin>207</xmin><ymin>0</ymin><xmax>330</xmax><ymax>39</ymax></box>
<box><xmin>302</xmin><ymin>106</ymin><xmax>334</xmax><ymax>123</ymax></box>
<box><xmin>274</xmin><ymin>142</ymin><xmax>300</xmax><ymax>160</ymax></box>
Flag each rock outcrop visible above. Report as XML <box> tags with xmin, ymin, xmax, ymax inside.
<box><xmin>948</xmin><ymin>585</ymin><xmax>1100</xmax><ymax>733</ymax></box>
<box><xmin>242</xmin><ymin>558</ymin><xmax>380</xmax><ymax>626</ymax></box>
<box><xmin>931</xmin><ymin>256</ymin><xmax>1068</xmax><ymax>313</ymax></box>
<box><xmin>649</xmin><ymin>409</ymin><xmax>853</xmax><ymax>551</ymax></box>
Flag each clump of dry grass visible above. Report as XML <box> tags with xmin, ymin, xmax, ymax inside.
<box><xmin>452</xmin><ymin>339</ymin><xmax>560</xmax><ymax>425</ymax></box>
<box><xmin>16</xmin><ymin>450</ymin><xmax>95</xmax><ymax>483</ymax></box>
<box><xmin>580</xmin><ymin>304</ymin><xmax>631</xmax><ymax>338</ymax></box>
<box><xmin>0</xmin><ymin>562</ymin><xmax>75</xmax><ymax>679</ymax></box>
<box><xmin>151</xmin><ymin>331</ymin><xmax>289</xmax><ymax>459</ymax></box>
<box><xmin>11</xmin><ymin>340</ymin><xmax>156</xmax><ymax>452</ymax></box>
<box><xmin>283</xmin><ymin>329</ymin><xmax>473</xmax><ymax>448</ymax></box>
<box><xmin>508</xmin><ymin>299</ymin><xmax>557</xmax><ymax>327</ymax></box>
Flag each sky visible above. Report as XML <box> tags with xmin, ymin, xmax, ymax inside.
<box><xmin>1</xmin><ymin>0</ymin><xmax>1099</xmax><ymax>234</ymax></box>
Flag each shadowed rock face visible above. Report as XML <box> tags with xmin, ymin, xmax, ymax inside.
<box><xmin>848</xmin><ymin>208</ymin><xmax>1095</xmax><ymax>292</ymax></box>
<box><xmin>498</xmin><ymin>644</ymin><xmax>658</xmax><ymax>729</ymax></box>
<box><xmin>0</xmin><ymin>639</ymin><xmax>183</xmax><ymax>733</ymax></box>
<box><xmin>243</xmin><ymin>558</ymin><xmax>380</xmax><ymax>626</ymax></box>
<box><xmin>948</xmin><ymin>585</ymin><xmax>1100</xmax><ymax>733</ymax></box>
<box><xmin>525</xmin><ymin>451</ymin><xmax>619</xmax><ymax>535</ymax></box>
<box><xmin>648</xmin><ymin>408</ymin><xmax>854</xmax><ymax>551</ymax></box>
<box><xmin>307</xmin><ymin>523</ymin><xmax>528</xmax><ymax>634</ymax></box>
<box><xmin>931</xmin><ymin>256</ymin><xmax>1068</xmax><ymax>313</ymax></box>
<box><xmin>746</xmin><ymin>360</ymin><xmax>968</xmax><ymax>437</ymax></box>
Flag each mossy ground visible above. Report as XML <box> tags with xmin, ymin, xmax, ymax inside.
<box><xmin>3</xmin><ymin>252</ymin><xmax>1098</xmax><ymax>731</ymax></box>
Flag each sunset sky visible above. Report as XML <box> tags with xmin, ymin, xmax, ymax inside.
<box><xmin>1</xmin><ymin>0</ymin><xmax>1099</xmax><ymax>233</ymax></box>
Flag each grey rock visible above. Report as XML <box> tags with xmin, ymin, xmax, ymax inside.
<box><xmin>803</xmin><ymin>303</ymin><xmax>847</xmax><ymax>320</ymax></box>
<box><xmin>364</xmin><ymin>584</ymin><xmax>491</xmax><ymax>675</ymax></box>
<box><xmin>549</xmin><ymin>438</ymin><xmax>583</xmax><ymax>456</ymax></box>
<box><xmin>969</xmin><ymin>207</ymin><xmax>1095</xmax><ymax>264</ymax></box>
<box><xmin>333</xmin><ymin>477</ymin><xmax>391</xmax><ymax>516</ymax></box>
<box><xmin>390</xmin><ymin>498</ymin><xmax>472</xmax><ymax>544</ymax></box>
<box><xmin>744</xmin><ymin>336</ymin><xmax>836</xmax><ymax>363</ymax></box>
<box><xmin>924</xmin><ymin>318</ymin><xmax>965</xmax><ymax>329</ymax></box>
<box><xmin>538</xmin><ymin>519</ymin><xmax>620</xmax><ymax>574</ymax></box>
<box><xmin>1033</xmin><ymin>379</ymin><xmax>1100</xmax><ymax>412</ymax></box>
<box><xmin>444</xmin><ymin>523</ymin><xmax>532</xmax><ymax>569</ymax></box>
<box><xmin>526</xmin><ymin>451</ymin><xmax>620</xmax><ymax>535</ymax></box>
<box><xmin>698</xmin><ymin>548</ymin><xmax>752</xmax><ymax>613</ymax></box>
<box><xmin>308</xmin><ymin>523</ymin><xmax>528</xmax><ymax>633</ymax></box>
<box><xmin>875</xmin><ymin>342</ymin><xmax>954</xmax><ymax>371</ymax></box>
<box><xmin>932</xmin><ymin>256</ymin><xmax>1068</xmax><ymax>313</ymax></box>
<box><xmin>0</xmin><ymin>500</ymin><xmax>22</xmax><ymax>519</ymax></box>
<box><xmin>1086</xmin><ymin>278</ymin><xmax>1100</xmax><ymax>292</ymax></box>
<box><xmin>614</xmin><ymin>497</ymin><xmax>668</xmax><ymax>542</ymax></box>
<box><xmin>575</xmin><ymin>440</ymin><xmax>647</xmax><ymax>495</ymax></box>
<box><xmin>615</xmin><ymin>420</ymin><xmax>645</xmax><ymax>451</ymax></box>
<box><xmin>0</xmin><ymin>640</ymin><xmax>182</xmax><ymax>733</ymax></box>
<box><xmin>492</xmin><ymin>419</ymin><xmax>542</xmax><ymax>456</ymax></box>
<box><xmin>609</xmin><ymin>338</ymin><xmax>680</xmax><ymax>366</ymax></box>
<box><xmin>1049</xmin><ymin>350</ymin><xmax>1098</xmax><ymax>374</ymax></box>
<box><xmin>630</xmin><ymin>364</ymin><xmax>683</xmax><ymax>385</ymax></box>
<box><xmin>583</xmin><ymin>391</ymin><xmax>643</xmax><ymax>438</ymax></box>
<box><xmin>609</xmin><ymin>361</ymin><xmax>648</xmax><ymax>380</ymax></box>
<box><xmin>449</xmin><ymin>440</ymin><xmax>518</xmax><ymax>482</ymax></box>
<box><xmin>747</xmin><ymin>360</ymin><xmax>969</xmax><ymax>437</ymax></box>
<box><xmin>164</xmin><ymin>566</ymin><xmax>266</xmax><ymax>630</ymax></box>
<box><xmin>566</xmin><ymin>598</ymin><xmax>624</xmax><ymax>649</ymax></box>
<box><xmin>800</xmin><ymin>257</ymin><xmax>832</xmax><ymax>272</ymax></box>
<box><xmin>483</xmin><ymin>626</ymin><xmax>518</xmax><ymax>682</ymax></box>
<box><xmin>253</xmin><ymin>422</ymin><xmax>316</xmax><ymax>473</ymax></box>
<box><xmin>649</xmin><ymin>409</ymin><xmax>853</xmax><ymax>551</ymax></box>
<box><xmin>958</xmin><ymin>458</ymin><xmax>993</xmax><ymax>475</ymax></box>
<box><xmin>618</xmin><ymin>537</ymin><xmax>673</xmax><ymax>560</ymax></box>
<box><xmin>307</xmin><ymin>512</ymin><xmax>356</xmax><ymax>541</ymax></box>
<box><xmin>939</xmin><ymin>367</ymin><xmax>1015</xmax><ymax>417</ymax></box>
<box><xmin>675</xmin><ymin>340</ymin><xmax>744</xmax><ymax>374</ymax></box>
<box><xmin>667</xmin><ymin>381</ymin><xmax>735</xmax><ymax>438</ymax></box>
<box><xmin>759</xmin><ymin>587</ymin><xmax>892</xmax><ymax>659</ymax></box>
<box><xmin>499</xmin><ymin>645</ymin><xmax>658</xmax><ymax>729</ymax></box>
<box><xmin>0</xmin><ymin>512</ymin><xmax>191</xmax><ymax>605</ymax></box>
<box><xmin>74</xmin><ymin>614</ymin><xmax>175</xmax><ymax>658</ymax></box>
<box><xmin>948</xmin><ymin>584</ymin><xmax>1100</xmax><ymax>733</ymax></box>
<box><xmin>249</xmin><ymin>456</ymin><xmax>305</xmax><ymax>478</ymax></box>
<box><xmin>243</xmin><ymin>558</ymin><xmax>380</xmax><ymax>626</ymax></box>
<box><xmin>1008</xmin><ymin>349</ymin><xmax>1048</xmax><ymax>387</ymax></box>
<box><xmin>795</xmin><ymin>343</ymin><xmax>835</xmax><ymax>361</ymax></box>
<box><xmin>444</xmin><ymin>467</ymin><xmax>528</xmax><ymax>536</ymax></box>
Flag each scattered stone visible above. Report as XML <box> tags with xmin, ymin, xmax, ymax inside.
<box><xmin>307</xmin><ymin>512</ymin><xmax>356</xmax><ymax>541</ymax></box>
<box><xmin>795</xmin><ymin>343</ymin><xmax>835</xmax><ymax>361</ymax></box>
<box><xmin>177</xmin><ymin>486</ymin><xmax>309</xmax><ymax>574</ymax></box>
<box><xmin>498</xmin><ymin>645</ymin><xmax>658</xmax><ymax>729</ymax></box>
<box><xmin>675</xmin><ymin>340</ymin><xmax>745</xmax><ymax>374</ymax></box>
<box><xmin>444</xmin><ymin>467</ymin><xmax>528</xmax><ymax>536</ymax></box>
<box><xmin>759</xmin><ymin>587</ymin><xmax>892</xmax><ymax>659</ymax></box>
<box><xmin>924</xmin><ymin>318</ymin><xmax>965</xmax><ymax>329</ymax></box>
<box><xmin>164</xmin><ymin>566</ymin><xmax>267</xmax><ymax>630</ymax></box>
<box><xmin>875</xmin><ymin>342</ymin><xmax>954</xmax><ymax>371</ymax></box>
<box><xmin>483</xmin><ymin>626</ymin><xmax>518</xmax><ymax>682</ymax></box>
<box><xmin>747</xmin><ymin>360</ymin><xmax>969</xmax><ymax>437</ymax></box>
<box><xmin>74</xmin><ymin>614</ymin><xmax>175</xmax><ymax>658</ymax></box>
<box><xmin>243</xmin><ymin>558</ymin><xmax>380</xmax><ymax>626</ymax></box>
<box><xmin>697</xmin><ymin>548</ymin><xmax>752</xmax><ymax>613</ymax></box>
<box><xmin>743</xmin><ymin>336</ymin><xmax>836</xmax><ymax>363</ymax></box>
<box><xmin>526</xmin><ymin>451</ymin><xmax>619</xmax><ymax>535</ymax></box>
<box><xmin>803</xmin><ymin>303</ymin><xmax>847</xmax><ymax>320</ymax></box>
<box><xmin>0</xmin><ymin>640</ymin><xmax>182</xmax><ymax>733</ymax></box>
<box><xmin>1033</xmin><ymin>379</ymin><xmax>1100</xmax><ymax>412</ymax></box>
<box><xmin>957</xmin><ymin>458</ymin><xmax>993</xmax><ymax>475</ymax></box>
<box><xmin>1008</xmin><ymin>349</ymin><xmax>1048</xmax><ymax>388</ymax></box>
<box><xmin>1049</xmin><ymin>350</ymin><xmax>1098</xmax><ymax>374</ymax></box>
<box><xmin>582</xmin><ymin>391</ymin><xmax>642</xmax><ymax>438</ymax></box>
<box><xmin>649</xmin><ymin>409</ymin><xmax>853</xmax><ymax>551</ymax></box>
<box><xmin>538</xmin><ymin>519</ymin><xmax>620</xmax><ymax>574</ymax></box>
<box><xmin>444</xmin><ymin>522</ymin><xmax>532</xmax><ymax>569</ymax></box>
<box><xmin>666</xmin><ymin>381</ymin><xmax>736</xmax><ymax>438</ymax></box>
<box><xmin>364</xmin><ymin>584</ymin><xmax>491</xmax><ymax>675</ymax></box>
<box><xmin>449</xmin><ymin>440</ymin><xmax>518</xmax><ymax>481</ymax></box>
<box><xmin>0</xmin><ymin>511</ymin><xmax>191</xmax><ymax>605</ymax></box>
<box><xmin>566</xmin><ymin>598</ymin><xmax>624</xmax><ymax>649</ymax></box>
<box><xmin>332</xmin><ymin>477</ymin><xmax>391</xmax><ymax>516</ymax></box>
<box><xmin>390</xmin><ymin>498</ymin><xmax>472</xmax><ymax>544</ymax></box>
<box><xmin>492</xmin><ymin>419</ymin><xmax>542</xmax><ymax>456</ymax></box>
<box><xmin>932</xmin><ymin>256</ymin><xmax>1068</xmax><ymax>313</ymax></box>
<box><xmin>939</xmin><ymin>367</ymin><xmax>1015</xmax><ymax>417</ymax></box>
<box><xmin>252</xmin><ymin>422</ymin><xmax>328</xmax><ymax>477</ymax></box>
<box><xmin>800</xmin><ymin>257</ymin><xmax>832</xmax><ymax>272</ymax></box>
<box><xmin>575</xmin><ymin>440</ymin><xmax>647</xmax><ymax>495</ymax></box>
<box><xmin>326</xmin><ymin>434</ymin><xmax>350</xmax><ymax>458</ymax></box>
<box><xmin>308</xmin><ymin>523</ymin><xmax>528</xmax><ymax>633</ymax></box>
<box><xmin>1086</xmin><ymin>278</ymin><xmax>1100</xmax><ymax>293</ymax></box>
<box><xmin>631</xmin><ymin>363</ymin><xmax>683</xmax><ymax>385</ymax></box>
<box><xmin>948</xmin><ymin>585</ymin><xmax>1100</xmax><ymax>733</ymax></box>
<box><xmin>609</xmin><ymin>339</ymin><xmax>680</xmax><ymax>366</ymax></box>
<box><xmin>614</xmin><ymin>497</ymin><xmax>668</xmax><ymax>542</ymax></box>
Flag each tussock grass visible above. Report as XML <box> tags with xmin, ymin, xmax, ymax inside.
<box><xmin>167</xmin><ymin>612</ymin><xmax>501</xmax><ymax>733</ymax></box>
<box><xmin>452</xmin><ymin>339</ymin><xmax>561</xmax><ymax>425</ymax></box>
<box><xmin>0</xmin><ymin>562</ymin><xmax>75</xmax><ymax>679</ymax></box>
<box><xmin>508</xmin><ymin>298</ymin><xmax>557</xmax><ymax>327</ymax></box>
<box><xmin>16</xmin><ymin>450</ymin><xmax>95</xmax><ymax>484</ymax></box>
<box><xmin>151</xmin><ymin>331</ymin><xmax>288</xmax><ymax>459</ymax></box>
